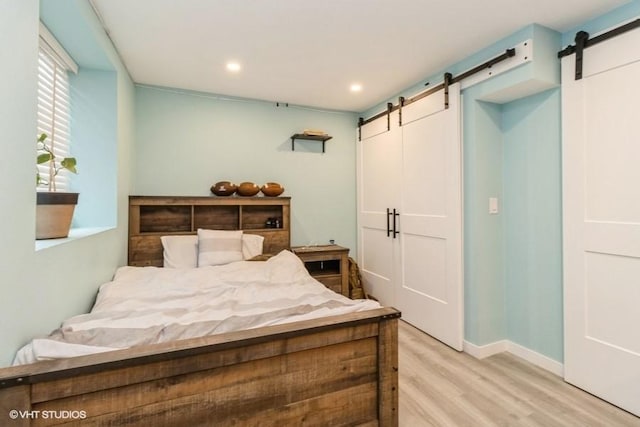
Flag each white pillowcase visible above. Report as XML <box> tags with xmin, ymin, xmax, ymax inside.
<box><xmin>161</xmin><ymin>232</ymin><xmax>265</xmax><ymax>268</ymax></box>
<box><xmin>197</xmin><ymin>229</ymin><xmax>244</xmax><ymax>267</ymax></box>
<box><xmin>241</xmin><ymin>233</ymin><xmax>264</xmax><ymax>259</ymax></box>
<box><xmin>160</xmin><ymin>235</ymin><xmax>198</xmax><ymax>269</ymax></box>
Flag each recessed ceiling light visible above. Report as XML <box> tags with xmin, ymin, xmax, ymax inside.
<box><xmin>226</xmin><ymin>62</ymin><xmax>241</xmax><ymax>72</ymax></box>
<box><xmin>350</xmin><ymin>83</ymin><xmax>363</xmax><ymax>92</ymax></box>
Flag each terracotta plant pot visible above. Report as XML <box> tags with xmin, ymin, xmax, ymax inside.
<box><xmin>36</xmin><ymin>192</ymin><xmax>79</xmax><ymax>239</ymax></box>
<box><xmin>237</xmin><ymin>182</ymin><xmax>260</xmax><ymax>197</ymax></box>
<box><xmin>210</xmin><ymin>181</ymin><xmax>237</xmax><ymax>196</ymax></box>
<box><xmin>260</xmin><ymin>182</ymin><xmax>285</xmax><ymax>197</ymax></box>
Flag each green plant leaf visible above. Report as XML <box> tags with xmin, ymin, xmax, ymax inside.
<box><xmin>38</xmin><ymin>133</ymin><xmax>47</xmax><ymax>143</ymax></box>
<box><xmin>37</xmin><ymin>153</ymin><xmax>53</xmax><ymax>164</ymax></box>
<box><xmin>36</xmin><ymin>173</ymin><xmax>47</xmax><ymax>186</ymax></box>
<box><xmin>61</xmin><ymin>157</ymin><xmax>77</xmax><ymax>174</ymax></box>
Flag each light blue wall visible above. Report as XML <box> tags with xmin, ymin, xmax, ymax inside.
<box><xmin>503</xmin><ymin>89</ymin><xmax>563</xmax><ymax>360</ymax></box>
<box><xmin>0</xmin><ymin>0</ymin><xmax>134</xmax><ymax>367</ymax></box>
<box><xmin>134</xmin><ymin>86</ymin><xmax>358</xmax><ymax>252</ymax></box>
<box><xmin>463</xmin><ymin>99</ymin><xmax>506</xmax><ymax>345</ymax></box>
<box><xmin>70</xmin><ymin>69</ymin><xmax>118</xmax><ymax>227</ymax></box>
<box><xmin>0</xmin><ymin>0</ymin><xmax>41</xmax><ymax>368</ymax></box>
<box><xmin>460</xmin><ymin>36</ymin><xmax>564</xmax><ymax>359</ymax></box>
<box><xmin>463</xmin><ymin>85</ymin><xmax>563</xmax><ymax>362</ymax></box>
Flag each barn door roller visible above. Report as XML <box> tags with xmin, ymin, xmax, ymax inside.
<box><xmin>558</xmin><ymin>18</ymin><xmax>640</xmax><ymax>80</ymax></box>
<box><xmin>443</xmin><ymin>72</ymin><xmax>453</xmax><ymax>109</ymax></box>
<box><xmin>574</xmin><ymin>31</ymin><xmax>589</xmax><ymax>80</ymax></box>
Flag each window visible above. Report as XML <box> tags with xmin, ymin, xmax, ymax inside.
<box><xmin>37</xmin><ymin>23</ymin><xmax>77</xmax><ymax>192</ymax></box>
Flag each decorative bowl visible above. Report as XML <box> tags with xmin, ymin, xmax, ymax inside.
<box><xmin>237</xmin><ymin>182</ymin><xmax>260</xmax><ymax>197</ymax></box>
<box><xmin>261</xmin><ymin>182</ymin><xmax>285</xmax><ymax>197</ymax></box>
<box><xmin>210</xmin><ymin>181</ymin><xmax>237</xmax><ymax>196</ymax></box>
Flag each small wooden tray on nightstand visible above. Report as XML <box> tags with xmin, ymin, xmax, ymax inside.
<box><xmin>291</xmin><ymin>245</ymin><xmax>350</xmax><ymax>297</ymax></box>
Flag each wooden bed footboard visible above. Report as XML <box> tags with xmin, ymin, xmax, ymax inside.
<box><xmin>0</xmin><ymin>308</ymin><xmax>400</xmax><ymax>426</ymax></box>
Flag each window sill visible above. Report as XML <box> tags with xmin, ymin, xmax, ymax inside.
<box><xmin>35</xmin><ymin>226</ymin><xmax>114</xmax><ymax>251</ymax></box>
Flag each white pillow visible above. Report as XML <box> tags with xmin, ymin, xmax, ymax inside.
<box><xmin>242</xmin><ymin>233</ymin><xmax>265</xmax><ymax>259</ymax></box>
<box><xmin>197</xmin><ymin>229</ymin><xmax>244</xmax><ymax>267</ymax></box>
<box><xmin>161</xmin><ymin>235</ymin><xmax>198</xmax><ymax>268</ymax></box>
<box><xmin>161</xmin><ymin>233</ymin><xmax>264</xmax><ymax>268</ymax></box>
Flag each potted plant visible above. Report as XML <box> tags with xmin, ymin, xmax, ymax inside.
<box><xmin>36</xmin><ymin>132</ymin><xmax>78</xmax><ymax>239</ymax></box>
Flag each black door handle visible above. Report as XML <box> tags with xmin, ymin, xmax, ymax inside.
<box><xmin>393</xmin><ymin>209</ymin><xmax>400</xmax><ymax>238</ymax></box>
<box><xmin>386</xmin><ymin>208</ymin><xmax>392</xmax><ymax>237</ymax></box>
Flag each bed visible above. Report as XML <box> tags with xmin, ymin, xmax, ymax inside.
<box><xmin>0</xmin><ymin>196</ymin><xmax>399</xmax><ymax>426</ymax></box>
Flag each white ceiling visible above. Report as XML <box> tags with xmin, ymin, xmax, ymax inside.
<box><xmin>90</xmin><ymin>0</ymin><xmax>628</xmax><ymax>112</ymax></box>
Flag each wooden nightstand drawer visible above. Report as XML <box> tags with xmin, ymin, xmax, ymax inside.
<box><xmin>292</xmin><ymin>245</ymin><xmax>350</xmax><ymax>297</ymax></box>
<box><xmin>314</xmin><ymin>275</ymin><xmax>342</xmax><ymax>293</ymax></box>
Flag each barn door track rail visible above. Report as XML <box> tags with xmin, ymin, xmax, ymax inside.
<box><xmin>558</xmin><ymin>18</ymin><xmax>640</xmax><ymax>80</ymax></box>
<box><xmin>358</xmin><ymin>48</ymin><xmax>516</xmax><ymax>137</ymax></box>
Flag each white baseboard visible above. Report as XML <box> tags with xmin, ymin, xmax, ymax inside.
<box><xmin>464</xmin><ymin>339</ymin><xmax>564</xmax><ymax>377</ymax></box>
<box><xmin>507</xmin><ymin>341</ymin><xmax>564</xmax><ymax>377</ymax></box>
<box><xmin>463</xmin><ymin>339</ymin><xmax>508</xmax><ymax>359</ymax></box>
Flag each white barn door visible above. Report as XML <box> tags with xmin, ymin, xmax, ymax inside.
<box><xmin>357</xmin><ymin>86</ymin><xmax>463</xmax><ymax>351</ymax></box>
<box><xmin>562</xmin><ymin>28</ymin><xmax>640</xmax><ymax>416</ymax></box>
<box><xmin>357</xmin><ymin>115</ymin><xmax>401</xmax><ymax>306</ymax></box>
<box><xmin>398</xmin><ymin>84</ymin><xmax>463</xmax><ymax>350</ymax></box>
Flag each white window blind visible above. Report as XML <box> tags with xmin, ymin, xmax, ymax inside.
<box><xmin>37</xmin><ymin>24</ymin><xmax>76</xmax><ymax>192</ymax></box>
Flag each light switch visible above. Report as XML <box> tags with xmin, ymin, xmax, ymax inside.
<box><xmin>489</xmin><ymin>197</ymin><xmax>499</xmax><ymax>214</ymax></box>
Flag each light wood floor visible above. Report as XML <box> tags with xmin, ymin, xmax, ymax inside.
<box><xmin>399</xmin><ymin>321</ymin><xmax>640</xmax><ymax>426</ymax></box>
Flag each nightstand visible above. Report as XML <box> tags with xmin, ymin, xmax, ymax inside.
<box><xmin>291</xmin><ymin>245</ymin><xmax>350</xmax><ymax>297</ymax></box>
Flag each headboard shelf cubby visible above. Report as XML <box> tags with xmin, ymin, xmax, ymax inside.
<box><xmin>129</xmin><ymin>196</ymin><xmax>291</xmax><ymax>266</ymax></box>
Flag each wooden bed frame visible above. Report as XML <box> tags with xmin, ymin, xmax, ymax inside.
<box><xmin>0</xmin><ymin>308</ymin><xmax>399</xmax><ymax>426</ymax></box>
<box><xmin>0</xmin><ymin>196</ymin><xmax>400</xmax><ymax>426</ymax></box>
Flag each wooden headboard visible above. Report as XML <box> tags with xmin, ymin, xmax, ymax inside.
<box><xmin>128</xmin><ymin>195</ymin><xmax>291</xmax><ymax>266</ymax></box>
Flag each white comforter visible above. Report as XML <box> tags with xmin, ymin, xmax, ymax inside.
<box><xmin>13</xmin><ymin>250</ymin><xmax>380</xmax><ymax>365</ymax></box>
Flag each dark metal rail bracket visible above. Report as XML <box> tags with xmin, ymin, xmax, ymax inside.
<box><xmin>358</xmin><ymin>47</ymin><xmax>517</xmax><ymax>138</ymax></box>
<box><xmin>558</xmin><ymin>18</ymin><xmax>640</xmax><ymax>80</ymax></box>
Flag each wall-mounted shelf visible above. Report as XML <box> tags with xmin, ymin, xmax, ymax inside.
<box><xmin>290</xmin><ymin>134</ymin><xmax>333</xmax><ymax>153</ymax></box>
